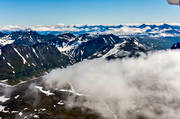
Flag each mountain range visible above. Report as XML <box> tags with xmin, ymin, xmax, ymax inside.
<box><xmin>0</xmin><ymin>24</ymin><xmax>180</xmax><ymax>82</ymax></box>
<box><xmin>0</xmin><ymin>30</ymin><xmax>149</xmax><ymax>81</ymax></box>
<box><xmin>0</xmin><ymin>24</ymin><xmax>180</xmax><ymax>119</ymax></box>
<box><xmin>1</xmin><ymin>24</ymin><xmax>180</xmax><ymax>37</ymax></box>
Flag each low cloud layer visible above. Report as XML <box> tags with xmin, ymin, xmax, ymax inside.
<box><xmin>44</xmin><ymin>50</ymin><xmax>180</xmax><ymax>119</ymax></box>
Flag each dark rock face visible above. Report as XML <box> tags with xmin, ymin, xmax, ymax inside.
<box><xmin>61</xmin><ymin>34</ymin><xmax>147</xmax><ymax>61</ymax></box>
<box><xmin>171</xmin><ymin>42</ymin><xmax>180</xmax><ymax>49</ymax></box>
<box><xmin>44</xmin><ymin>34</ymin><xmax>68</xmax><ymax>47</ymax></box>
<box><xmin>10</xmin><ymin>31</ymin><xmax>44</xmax><ymax>46</ymax></box>
<box><xmin>0</xmin><ymin>32</ymin><xmax>6</xmax><ymax>38</ymax></box>
<box><xmin>0</xmin><ymin>43</ymin><xmax>74</xmax><ymax>80</ymax></box>
<box><xmin>58</xmin><ymin>33</ymin><xmax>76</xmax><ymax>40</ymax></box>
<box><xmin>2</xmin><ymin>30</ymin><xmax>68</xmax><ymax>47</ymax></box>
<box><xmin>63</xmin><ymin>34</ymin><xmax>123</xmax><ymax>61</ymax></box>
<box><xmin>106</xmin><ymin>38</ymin><xmax>147</xmax><ymax>59</ymax></box>
<box><xmin>0</xmin><ymin>31</ymin><xmax>79</xmax><ymax>80</ymax></box>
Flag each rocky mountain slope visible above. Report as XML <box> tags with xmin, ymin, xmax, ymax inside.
<box><xmin>0</xmin><ymin>79</ymin><xmax>104</xmax><ymax>119</ymax></box>
<box><xmin>0</xmin><ymin>31</ymin><xmax>149</xmax><ymax>81</ymax></box>
<box><xmin>0</xmin><ymin>43</ymin><xmax>74</xmax><ymax>82</ymax></box>
<box><xmin>171</xmin><ymin>42</ymin><xmax>180</xmax><ymax>49</ymax></box>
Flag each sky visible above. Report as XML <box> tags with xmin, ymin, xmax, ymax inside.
<box><xmin>0</xmin><ymin>0</ymin><xmax>179</xmax><ymax>26</ymax></box>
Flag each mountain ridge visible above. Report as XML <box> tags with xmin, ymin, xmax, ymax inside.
<box><xmin>0</xmin><ymin>31</ymin><xmax>150</xmax><ymax>81</ymax></box>
<box><xmin>0</xmin><ymin>28</ymin><xmax>180</xmax><ymax>119</ymax></box>
<box><xmin>1</xmin><ymin>24</ymin><xmax>180</xmax><ymax>37</ymax></box>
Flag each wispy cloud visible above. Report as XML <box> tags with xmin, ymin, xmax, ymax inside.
<box><xmin>44</xmin><ymin>50</ymin><xmax>180</xmax><ymax>119</ymax></box>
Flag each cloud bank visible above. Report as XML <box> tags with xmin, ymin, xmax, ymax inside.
<box><xmin>44</xmin><ymin>50</ymin><xmax>180</xmax><ymax>119</ymax></box>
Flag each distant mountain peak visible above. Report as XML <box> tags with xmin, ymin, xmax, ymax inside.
<box><xmin>0</xmin><ymin>23</ymin><xmax>180</xmax><ymax>37</ymax></box>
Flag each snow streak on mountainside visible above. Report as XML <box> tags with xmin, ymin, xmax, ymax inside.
<box><xmin>0</xmin><ymin>24</ymin><xmax>180</xmax><ymax>37</ymax></box>
<box><xmin>0</xmin><ymin>35</ymin><xmax>14</xmax><ymax>47</ymax></box>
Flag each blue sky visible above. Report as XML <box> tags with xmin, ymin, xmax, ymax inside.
<box><xmin>0</xmin><ymin>0</ymin><xmax>179</xmax><ymax>26</ymax></box>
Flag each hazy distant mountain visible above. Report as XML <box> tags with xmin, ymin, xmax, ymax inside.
<box><xmin>1</xmin><ymin>24</ymin><xmax>180</xmax><ymax>37</ymax></box>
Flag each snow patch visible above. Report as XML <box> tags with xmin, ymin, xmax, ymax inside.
<box><xmin>32</xmin><ymin>63</ymin><xmax>36</xmax><ymax>66</ymax></box>
<box><xmin>7</xmin><ymin>62</ymin><xmax>14</xmax><ymax>69</ymax></box>
<box><xmin>33</xmin><ymin>115</ymin><xmax>39</xmax><ymax>118</ymax></box>
<box><xmin>14</xmin><ymin>48</ymin><xmax>27</xmax><ymax>64</ymax></box>
<box><xmin>14</xmin><ymin>95</ymin><xmax>20</xmax><ymax>99</ymax></box>
<box><xmin>35</xmin><ymin>86</ymin><xmax>54</xmax><ymax>96</ymax></box>
<box><xmin>32</xmin><ymin>48</ymin><xmax>39</xmax><ymax>58</ymax></box>
<box><xmin>57</xmin><ymin>45</ymin><xmax>74</xmax><ymax>52</ymax></box>
<box><xmin>18</xmin><ymin>112</ymin><xmax>23</xmax><ymax>116</ymax></box>
<box><xmin>0</xmin><ymin>96</ymin><xmax>9</xmax><ymax>103</ymax></box>
<box><xmin>26</xmin><ymin>54</ymin><xmax>29</xmax><ymax>58</ymax></box>
<box><xmin>0</xmin><ymin>105</ymin><xmax>6</xmax><ymax>112</ymax></box>
<box><xmin>103</xmin><ymin>41</ymin><xmax>127</xmax><ymax>58</ymax></box>
<box><xmin>59</xmin><ymin>89</ymin><xmax>83</xmax><ymax>96</ymax></box>
<box><xmin>58</xmin><ymin>100</ymin><xmax>64</xmax><ymax>105</ymax></box>
<box><xmin>0</xmin><ymin>35</ymin><xmax>14</xmax><ymax>46</ymax></box>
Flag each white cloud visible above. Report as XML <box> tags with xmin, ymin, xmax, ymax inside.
<box><xmin>44</xmin><ymin>50</ymin><xmax>180</xmax><ymax>119</ymax></box>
